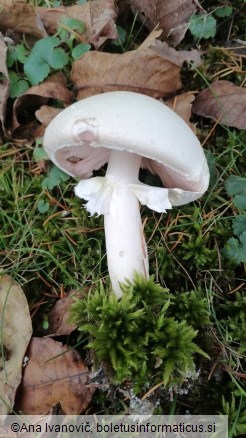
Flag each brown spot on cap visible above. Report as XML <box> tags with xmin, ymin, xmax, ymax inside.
<box><xmin>72</xmin><ymin>118</ymin><xmax>98</xmax><ymax>142</ymax></box>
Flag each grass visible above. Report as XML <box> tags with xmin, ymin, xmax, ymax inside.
<box><xmin>0</xmin><ymin>0</ymin><xmax>246</xmax><ymax>433</ymax></box>
<box><xmin>0</xmin><ymin>147</ymin><xmax>104</xmax><ymax>285</ymax></box>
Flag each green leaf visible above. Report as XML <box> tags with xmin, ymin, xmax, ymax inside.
<box><xmin>37</xmin><ymin>199</ymin><xmax>50</xmax><ymax>213</ymax></box>
<box><xmin>112</xmin><ymin>25</ymin><xmax>127</xmax><ymax>47</ymax></box>
<box><xmin>225</xmin><ymin>175</ymin><xmax>246</xmax><ymax>210</ymax></box>
<box><xmin>223</xmin><ymin>232</ymin><xmax>246</xmax><ymax>264</ymax></box>
<box><xmin>58</xmin><ymin>15</ymin><xmax>85</xmax><ymax>48</ymax></box>
<box><xmin>214</xmin><ymin>6</ymin><xmax>233</xmax><ymax>18</ymax></box>
<box><xmin>42</xmin><ymin>165</ymin><xmax>70</xmax><ymax>190</ymax></box>
<box><xmin>8</xmin><ymin>71</ymin><xmax>29</xmax><ymax>98</ymax></box>
<box><xmin>7</xmin><ymin>44</ymin><xmax>27</xmax><ymax>67</ymax></box>
<box><xmin>33</xmin><ymin>146</ymin><xmax>49</xmax><ymax>161</ymax></box>
<box><xmin>42</xmin><ymin>316</ymin><xmax>49</xmax><ymax>330</ymax></box>
<box><xmin>232</xmin><ymin>216</ymin><xmax>246</xmax><ymax>237</ymax></box>
<box><xmin>72</xmin><ymin>43</ymin><xmax>91</xmax><ymax>60</ymax></box>
<box><xmin>24</xmin><ymin>37</ymin><xmax>69</xmax><ymax>85</ymax></box>
<box><xmin>189</xmin><ymin>13</ymin><xmax>217</xmax><ymax>39</ymax></box>
<box><xmin>59</xmin><ymin>16</ymin><xmax>85</xmax><ymax>34</ymax></box>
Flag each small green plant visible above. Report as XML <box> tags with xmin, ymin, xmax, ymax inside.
<box><xmin>6</xmin><ymin>13</ymin><xmax>91</xmax><ymax>92</ymax></box>
<box><xmin>70</xmin><ymin>274</ymin><xmax>209</xmax><ymax>391</ymax></box>
<box><xmin>7</xmin><ymin>43</ymin><xmax>29</xmax><ymax>98</ymax></box>
<box><xmin>24</xmin><ymin>36</ymin><xmax>69</xmax><ymax>85</ymax></box>
<box><xmin>189</xmin><ymin>13</ymin><xmax>217</xmax><ymax>40</ymax></box>
<box><xmin>225</xmin><ymin>176</ymin><xmax>246</xmax><ymax>211</ymax></box>
<box><xmin>32</xmin><ymin>143</ymin><xmax>71</xmax><ymax>213</ymax></box>
<box><xmin>223</xmin><ymin>175</ymin><xmax>246</xmax><ymax>264</ymax></box>
<box><xmin>41</xmin><ymin>165</ymin><xmax>70</xmax><ymax>191</ymax></box>
<box><xmin>189</xmin><ymin>6</ymin><xmax>233</xmax><ymax>40</ymax></box>
<box><xmin>57</xmin><ymin>15</ymin><xmax>91</xmax><ymax>60</ymax></box>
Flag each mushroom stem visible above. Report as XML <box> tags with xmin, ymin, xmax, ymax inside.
<box><xmin>104</xmin><ymin>150</ymin><xmax>149</xmax><ymax>297</ymax></box>
<box><xmin>106</xmin><ymin>149</ymin><xmax>141</xmax><ymax>183</ymax></box>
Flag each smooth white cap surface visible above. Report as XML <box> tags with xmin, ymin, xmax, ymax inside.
<box><xmin>43</xmin><ymin>91</ymin><xmax>209</xmax><ymax>206</ymax></box>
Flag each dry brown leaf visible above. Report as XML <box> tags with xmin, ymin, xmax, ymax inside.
<box><xmin>0</xmin><ymin>36</ymin><xmax>8</xmax><ymax>79</ymax></box>
<box><xmin>35</xmin><ymin>106</ymin><xmax>62</xmax><ymax>138</ymax></box>
<box><xmin>0</xmin><ymin>275</ymin><xmax>32</xmax><ymax>414</ymax></box>
<box><xmin>11</xmin><ymin>72</ymin><xmax>72</xmax><ymax>137</ymax></box>
<box><xmin>165</xmin><ymin>92</ymin><xmax>196</xmax><ymax>131</ymax></box>
<box><xmin>151</xmin><ymin>40</ymin><xmax>201</xmax><ymax>67</ymax></box>
<box><xmin>35</xmin><ymin>106</ymin><xmax>62</xmax><ymax>128</ymax></box>
<box><xmin>86</xmin><ymin>0</ymin><xmax>118</xmax><ymax>48</ymax></box>
<box><xmin>71</xmin><ymin>32</ymin><xmax>200</xmax><ymax>100</ymax></box>
<box><xmin>71</xmin><ymin>51</ymin><xmax>180</xmax><ymax>100</ymax></box>
<box><xmin>46</xmin><ymin>291</ymin><xmax>78</xmax><ymax>336</ymax></box>
<box><xmin>0</xmin><ymin>1</ymin><xmax>47</xmax><ymax>42</ymax></box>
<box><xmin>138</xmin><ymin>28</ymin><xmax>163</xmax><ymax>50</ymax></box>
<box><xmin>0</xmin><ymin>35</ymin><xmax>10</xmax><ymax>138</ymax></box>
<box><xmin>37</xmin><ymin>0</ymin><xmax>117</xmax><ymax>49</ymax></box>
<box><xmin>126</xmin><ymin>0</ymin><xmax>204</xmax><ymax>47</ymax></box>
<box><xmin>192</xmin><ymin>80</ymin><xmax>246</xmax><ymax>129</ymax></box>
<box><xmin>71</xmin><ymin>31</ymin><xmax>184</xmax><ymax>99</ymax></box>
<box><xmin>16</xmin><ymin>337</ymin><xmax>95</xmax><ymax>414</ymax></box>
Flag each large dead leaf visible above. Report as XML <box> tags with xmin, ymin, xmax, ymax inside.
<box><xmin>71</xmin><ymin>51</ymin><xmax>180</xmax><ymax>100</ymax></box>
<box><xmin>192</xmin><ymin>80</ymin><xmax>246</xmax><ymax>129</ymax></box>
<box><xmin>37</xmin><ymin>0</ymin><xmax>117</xmax><ymax>49</ymax></box>
<box><xmin>16</xmin><ymin>337</ymin><xmax>95</xmax><ymax>414</ymax></box>
<box><xmin>11</xmin><ymin>72</ymin><xmax>72</xmax><ymax>139</ymax></box>
<box><xmin>0</xmin><ymin>1</ymin><xmax>47</xmax><ymax>42</ymax></box>
<box><xmin>71</xmin><ymin>30</ymin><xmax>199</xmax><ymax>99</ymax></box>
<box><xmin>0</xmin><ymin>275</ymin><xmax>32</xmax><ymax>414</ymax></box>
<box><xmin>124</xmin><ymin>0</ymin><xmax>204</xmax><ymax>47</ymax></box>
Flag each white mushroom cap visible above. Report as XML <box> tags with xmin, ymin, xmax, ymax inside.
<box><xmin>43</xmin><ymin>91</ymin><xmax>209</xmax><ymax>206</ymax></box>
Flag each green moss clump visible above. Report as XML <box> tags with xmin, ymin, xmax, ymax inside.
<box><xmin>171</xmin><ymin>289</ymin><xmax>211</xmax><ymax>328</ymax></box>
<box><xmin>70</xmin><ymin>274</ymin><xmax>209</xmax><ymax>392</ymax></box>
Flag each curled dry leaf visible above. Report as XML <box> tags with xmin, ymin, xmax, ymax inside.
<box><xmin>124</xmin><ymin>0</ymin><xmax>204</xmax><ymax>47</ymax></box>
<box><xmin>192</xmin><ymin>80</ymin><xmax>246</xmax><ymax>130</ymax></box>
<box><xmin>0</xmin><ymin>275</ymin><xmax>32</xmax><ymax>414</ymax></box>
<box><xmin>16</xmin><ymin>337</ymin><xmax>95</xmax><ymax>414</ymax></box>
<box><xmin>71</xmin><ymin>31</ymin><xmax>192</xmax><ymax>100</ymax></box>
<box><xmin>46</xmin><ymin>291</ymin><xmax>79</xmax><ymax>336</ymax></box>
<box><xmin>151</xmin><ymin>40</ymin><xmax>201</xmax><ymax>67</ymax></box>
<box><xmin>35</xmin><ymin>106</ymin><xmax>62</xmax><ymax>128</ymax></box>
<box><xmin>165</xmin><ymin>92</ymin><xmax>196</xmax><ymax>131</ymax></box>
<box><xmin>37</xmin><ymin>0</ymin><xmax>117</xmax><ymax>49</ymax></box>
<box><xmin>0</xmin><ymin>0</ymin><xmax>47</xmax><ymax>43</ymax></box>
<box><xmin>35</xmin><ymin>106</ymin><xmax>62</xmax><ymax>138</ymax></box>
<box><xmin>11</xmin><ymin>72</ymin><xmax>72</xmax><ymax>139</ymax></box>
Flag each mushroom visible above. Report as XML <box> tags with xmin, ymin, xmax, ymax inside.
<box><xmin>43</xmin><ymin>91</ymin><xmax>209</xmax><ymax>297</ymax></box>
